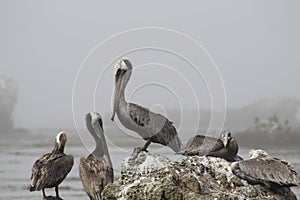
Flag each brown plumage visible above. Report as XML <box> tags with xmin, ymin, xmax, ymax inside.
<box><xmin>231</xmin><ymin>149</ymin><xmax>300</xmax><ymax>188</ymax></box>
<box><xmin>79</xmin><ymin>112</ymin><xmax>113</xmax><ymax>200</ymax></box>
<box><xmin>29</xmin><ymin>131</ymin><xmax>74</xmax><ymax>199</ymax></box>
<box><xmin>179</xmin><ymin>131</ymin><xmax>239</xmax><ymax>162</ymax></box>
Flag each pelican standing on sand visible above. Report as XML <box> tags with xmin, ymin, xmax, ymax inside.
<box><xmin>29</xmin><ymin>131</ymin><xmax>74</xmax><ymax>199</ymax></box>
<box><xmin>179</xmin><ymin>131</ymin><xmax>239</xmax><ymax>162</ymax></box>
<box><xmin>231</xmin><ymin>149</ymin><xmax>299</xmax><ymax>192</ymax></box>
<box><xmin>111</xmin><ymin>58</ymin><xmax>182</xmax><ymax>153</ymax></box>
<box><xmin>79</xmin><ymin>112</ymin><xmax>113</xmax><ymax>200</ymax></box>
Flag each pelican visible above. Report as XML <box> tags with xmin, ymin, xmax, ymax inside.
<box><xmin>79</xmin><ymin>112</ymin><xmax>113</xmax><ymax>200</ymax></box>
<box><xmin>231</xmin><ymin>149</ymin><xmax>299</xmax><ymax>189</ymax></box>
<box><xmin>111</xmin><ymin>58</ymin><xmax>182</xmax><ymax>153</ymax></box>
<box><xmin>29</xmin><ymin>131</ymin><xmax>74</xmax><ymax>199</ymax></box>
<box><xmin>178</xmin><ymin>131</ymin><xmax>239</xmax><ymax>162</ymax></box>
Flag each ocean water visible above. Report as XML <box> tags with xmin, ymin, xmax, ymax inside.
<box><xmin>0</xmin><ymin>129</ymin><xmax>299</xmax><ymax>199</ymax></box>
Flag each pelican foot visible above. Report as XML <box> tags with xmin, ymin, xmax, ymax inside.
<box><xmin>131</xmin><ymin>147</ymin><xmax>148</xmax><ymax>160</ymax></box>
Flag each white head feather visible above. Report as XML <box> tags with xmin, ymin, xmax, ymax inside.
<box><xmin>55</xmin><ymin>131</ymin><xmax>65</xmax><ymax>144</ymax></box>
<box><xmin>114</xmin><ymin>57</ymin><xmax>129</xmax><ymax>75</ymax></box>
<box><xmin>249</xmin><ymin>149</ymin><xmax>269</xmax><ymax>159</ymax></box>
<box><xmin>90</xmin><ymin>112</ymin><xmax>102</xmax><ymax>124</ymax></box>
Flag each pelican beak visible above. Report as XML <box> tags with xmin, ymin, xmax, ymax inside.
<box><xmin>111</xmin><ymin>69</ymin><xmax>124</xmax><ymax>121</ymax></box>
<box><xmin>223</xmin><ymin>133</ymin><xmax>229</xmax><ymax>148</ymax></box>
<box><xmin>94</xmin><ymin>118</ymin><xmax>104</xmax><ymax>138</ymax></box>
<box><xmin>87</xmin><ymin>112</ymin><xmax>105</xmax><ymax>142</ymax></box>
<box><xmin>89</xmin><ymin>112</ymin><xmax>103</xmax><ymax>131</ymax></box>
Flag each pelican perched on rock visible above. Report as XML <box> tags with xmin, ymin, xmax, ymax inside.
<box><xmin>29</xmin><ymin>131</ymin><xmax>74</xmax><ymax>199</ymax></box>
<box><xmin>111</xmin><ymin>58</ymin><xmax>182</xmax><ymax>153</ymax></box>
<box><xmin>231</xmin><ymin>149</ymin><xmax>299</xmax><ymax>190</ymax></box>
<box><xmin>79</xmin><ymin>112</ymin><xmax>113</xmax><ymax>200</ymax></box>
<box><xmin>178</xmin><ymin>131</ymin><xmax>239</xmax><ymax>162</ymax></box>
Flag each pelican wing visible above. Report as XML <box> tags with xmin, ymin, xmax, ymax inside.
<box><xmin>150</xmin><ymin>120</ymin><xmax>182</xmax><ymax>152</ymax></box>
<box><xmin>29</xmin><ymin>153</ymin><xmax>52</xmax><ymax>191</ymax></box>
<box><xmin>128</xmin><ymin>103</ymin><xmax>151</xmax><ymax>127</ymax></box>
<box><xmin>179</xmin><ymin>135</ymin><xmax>224</xmax><ymax>155</ymax></box>
<box><xmin>79</xmin><ymin>155</ymin><xmax>113</xmax><ymax>200</ymax></box>
<box><xmin>232</xmin><ymin>157</ymin><xmax>299</xmax><ymax>187</ymax></box>
<box><xmin>128</xmin><ymin>103</ymin><xmax>182</xmax><ymax>152</ymax></box>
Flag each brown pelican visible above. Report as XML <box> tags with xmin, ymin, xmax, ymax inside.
<box><xmin>79</xmin><ymin>112</ymin><xmax>113</xmax><ymax>200</ymax></box>
<box><xmin>231</xmin><ymin>149</ymin><xmax>300</xmax><ymax>189</ymax></box>
<box><xmin>29</xmin><ymin>131</ymin><xmax>74</xmax><ymax>199</ymax></box>
<box><xmin>111</xmin><ymin>58</ymin><xmax>182</xmax><ymax>153</ymax></box>
<box><xmin>178</xmin><ymin>131</ymin><xmax>239</xmax><ymax>162</ymax></box>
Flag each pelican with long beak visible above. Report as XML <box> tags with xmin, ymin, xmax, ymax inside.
<box><xmin>79</xmin><ymin>112</ymin><xmax>113</xmax><ymax>200</ymax></box>
<box><xmin>179</xmin><ymin>131</ymin><xmax>239</xmax><ymax>162</ymax></box>
<box><xmin>111</xmin><ymin>58</ymin><xmax>182</xmax><ymax>153</ymax></box>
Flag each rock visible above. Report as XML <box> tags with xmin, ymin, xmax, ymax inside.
<box><xmin>0</xmin><ymin>75</ymin><xmax>17</xmax><ymax>134</ymax></box>
<box><xmin>102</xmin><ymin>152</ymin><xmax>297</xmax><ymax>200</ymax></box>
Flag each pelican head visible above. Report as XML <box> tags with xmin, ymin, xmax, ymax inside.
<box><xmin>55</xmin><ymin>131</ymin><xmax>67</xmax><ymax>144</ymax></box>
<box><xmin>221</xmin><ymin>130</ymin><xmax>232</xmax><ymax>148</ymax></box>
<box><xmin>249</xmin><ymin>149</ymin><xmax>269</xmax><ymax>159</ymax></box>
<box><xmin>86</xmin><ymin>112</ymin><xmax>104</xmax><ymax>137</ymax></box>
<box><xmin>54</xmin><ymin>131</ymin><xmax>67</xmax><ymax>153</ymax></box>
<box><xmin>111</xmin><ymin>58</ymin><xmax>132</xmax><ymax>121</ymax></box>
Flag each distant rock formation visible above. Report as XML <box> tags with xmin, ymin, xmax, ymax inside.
<box><xmin>246</xmin><ymin>114</ymin><xmax>290</xmax><ymax>133</ymax></box>
<box><xmin>102</xmin><ymin>152</ymin><xmax>296</xmax><ymax>199</ymax></box>
<box><xmin>235</xmin><ymin>114</ymin><xmax>299</xmax><ymax>148</ymax></box>
<box><xmin>0</xmin><ymin>75</ymin><xmax>17</xmax><ymax>133</ymax></box>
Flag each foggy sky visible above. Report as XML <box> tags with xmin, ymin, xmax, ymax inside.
<box><xmin>1</xmin><ymin>1</ymin><xmax>300</xmax><ymax>128</ymax></box>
